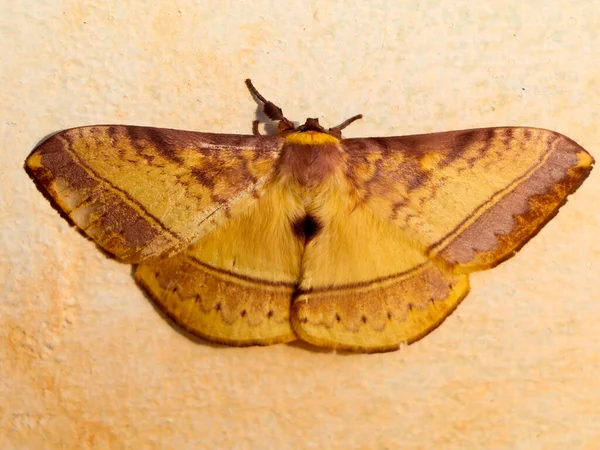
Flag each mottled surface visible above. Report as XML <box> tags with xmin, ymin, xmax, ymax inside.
<box><xmin>3</xmin><ymin>0</ymin><xmax>600</xmax><ymax>448</ymax></box>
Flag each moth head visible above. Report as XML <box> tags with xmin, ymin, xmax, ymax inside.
<box><xmin>297</xmin><ymin>118</ymin><xmax>325</xmax><ymax>133</ymax></box>
<box><xmin>246</xmin><ymin>79</ymin><xmax>362</xmax><ymax>140</ymax></box>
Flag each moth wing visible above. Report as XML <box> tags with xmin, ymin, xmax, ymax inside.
<box><xmin>343</xmin><ymin>127</ymin><xmax>594</xmax><ymax>272</ymax></box>
<box><xmin>291</xmin><ymin>180</ymin><xmax>469</xmax><ymax>352</ymax></box>
<box><xmin>292</xmin><ymin>127</ymin><xmax>593</xmax><ymax>352</ymax></box>
<box><xmin>135</xmin><ymin>180</ymin><xmax>304</xmax><ymax>345</ymax></box>
<box><xmin>26</xmin><ymin>125</ymin><xmax>284</xmax><ymax>263</ymax></box>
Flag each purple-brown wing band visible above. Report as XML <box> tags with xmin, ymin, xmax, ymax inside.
<box><xmin>26</xmin><ymin>125</ymin><xmax>284</xmax><ymax>263</ymax></box>
<box><xmin>343</xmin><ymin>127</ymin><xmax>594</xmax><ymax>272</ymax></box>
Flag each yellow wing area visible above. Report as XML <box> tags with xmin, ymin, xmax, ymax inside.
<box><xmin>135</xmin><ymin>180</ymin><xmax>304</xmax><ymax>345</ymax></box>
<box><xmin>26</xmin><ymin>126</ymin><xmax>284</xmax><ymax>263</ymax></box>
<box><xmin>290</xmin><ymin>174</ymin><xmax>469</xmax><ymax>352</ymax></box>
<box><xmin>343</xmin><ymin>128</ymin><xmax>594</xmax><ymax>272</ymax></box>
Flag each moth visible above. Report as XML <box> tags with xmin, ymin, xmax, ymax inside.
<box><xmin>26</xmin><ymin>80</ymin><xmax>594</xmax><ymax>352</ymax></box>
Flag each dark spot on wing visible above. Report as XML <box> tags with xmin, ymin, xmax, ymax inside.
<box><xmin>439</xmin><ymin>130</ymin><xmax>478</xmax><ymax>168</ymax></box>
<box><xmin>127</xmin><ymin>126</ymin><xmax>184</xmax><ymax>164</ymax></box>
<box><xmin>292</xmin><ymin>214</ymin><xmax>323</xmax><ymax>242</ymax></box>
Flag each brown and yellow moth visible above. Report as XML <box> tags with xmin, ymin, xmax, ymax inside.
<box><xmin>26</xmin><ymin>80</ymin><xmax>594</xmax><ymax>352</ymax></box>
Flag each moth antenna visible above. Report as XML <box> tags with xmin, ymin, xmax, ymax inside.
<box><xmin>329</xmin><ymin>114</ymin><xmax>363</xmax><ymax>134</ymax></box>
<box><xmin>245</xmin><ymin>79</ymin><xmax>269</xmax><ymax>104</ymax></box>
<box><xmin>245</xmin><ymin>79</ymin><xmax>294</xmax><ymax>131</ymax></box>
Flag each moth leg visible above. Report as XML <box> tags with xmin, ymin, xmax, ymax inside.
<box><xmin>252</xmin><ymin>120</ymin><xmax>262</xmax><ymax>136</ymax></box>
<box><xmin>245</xmin><ymin>79</ymin><xmax>295</xmax><ymax>132</ymax></box>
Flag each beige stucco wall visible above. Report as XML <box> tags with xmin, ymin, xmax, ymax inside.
<box><xmin>2</xmin><ymin>1</ymin><xmax>599</xmax><ymax>448</ymax></box>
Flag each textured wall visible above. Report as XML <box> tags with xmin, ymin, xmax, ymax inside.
<box><xmin>2</xmin><ymin>1</ymin><xmax>599</xmax><ymax>448</ymax></box>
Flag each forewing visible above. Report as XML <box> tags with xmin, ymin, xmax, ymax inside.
<box><xmin>26</xmin><ymin>125</ymin><xmax>284</xmax><ymax>263</ymax></box>
<box><xmin>343</xmin><ymin>127</ymin><xmax>594</xmax><ymax>272</ymax></box>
